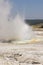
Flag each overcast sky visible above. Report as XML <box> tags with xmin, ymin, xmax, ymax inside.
<box><xmin>10</xmin><ymin>0</ymin><xmax>43</xmax><ymax>19</ymax></box>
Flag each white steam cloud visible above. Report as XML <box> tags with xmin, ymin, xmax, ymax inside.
<box><xmin>0</xmin><ymin>0</ymin><xmax>34</xmax><ymax>41</ymax></box>
<box><xmin>0</xmin><ymin>0</ymin><xmax>13</xmax><ymax>40</ymax></box>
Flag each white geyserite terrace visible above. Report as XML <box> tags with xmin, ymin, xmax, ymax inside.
<box><xmin>0</xmin><ymin>41</ymin><xmax>43</xmax><ymax>65</ymax></box>
<box><xmin>0</xmin><ymin>28</ymin><xmax>43</xmax><ymax>65</ymax></box>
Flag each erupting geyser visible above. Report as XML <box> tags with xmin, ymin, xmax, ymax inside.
<box><xmin>13</xmin><ymin>14</ymin><xmax>34</xmax><ymax>41</ymax></box>
<box><xmin>0</xmin><ymin>0</ymin><xmax>34</xmax><ymax>41</ymax></box>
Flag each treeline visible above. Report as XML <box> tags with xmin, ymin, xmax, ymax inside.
<box><xmin>25</xmin><ymin>19</ymin><xmax>43</xmax><ymax>25</ymax></box>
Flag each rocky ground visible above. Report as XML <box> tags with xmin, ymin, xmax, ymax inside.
<box><xmin>0</xmin><ymin>42</ymin><xmax>43</xmax><ymax>65</ymax></box>
<box><xmin>0</xmin><ymin>28</ymin><xmax>43</xmax><ymax>65</ymax></box>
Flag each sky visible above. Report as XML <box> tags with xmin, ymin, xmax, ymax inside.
<box><xmin>11</xmin><ymin>0</ymin><xmax>43</xmax><ymax>19</ymax></box>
